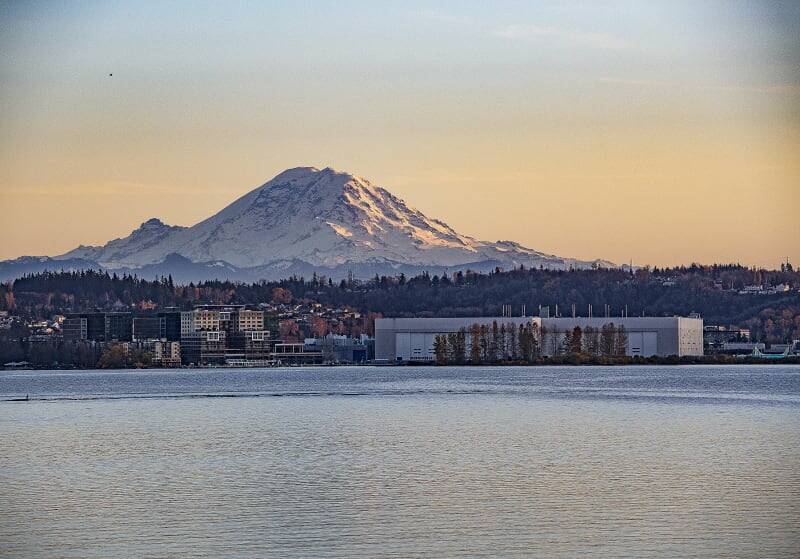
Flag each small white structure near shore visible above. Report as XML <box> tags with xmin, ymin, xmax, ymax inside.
<box><xmin>375</xmin><ymin>316</ymin><xmax>703</xmax><ymax>362</ymax></box>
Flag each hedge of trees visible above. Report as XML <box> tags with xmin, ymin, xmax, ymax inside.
<box><xmin>433</xmin><ymin>322</ymin><xmax>629</xmax><ymax>365</ymax></box>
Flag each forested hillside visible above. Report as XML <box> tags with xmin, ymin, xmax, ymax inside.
<box><xmin>2</xmin><ymin>264</ymin><xmax>799</xmax><ymax>343</ymax></box>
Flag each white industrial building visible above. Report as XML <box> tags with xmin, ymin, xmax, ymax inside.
<box><xmin>375</xmin><ymin>316</ymin><xmax>703</xmax><ymax>362</ymax></box>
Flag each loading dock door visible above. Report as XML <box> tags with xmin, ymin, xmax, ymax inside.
<box><xmin>396</xmin><ymin>332</ymin><xmax>410</xmax><ymax>361</ymax></box>
<box><xmin>642</xmin><ymin>332</ymin><xmax>657</xmax><ymax>356</ymax></box>
<box><xmin>627</xmin><ymin>332</ymin><xmax>658</xmax><ymax>357</ymax></box>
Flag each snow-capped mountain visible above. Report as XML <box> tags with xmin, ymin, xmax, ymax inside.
<box><xmin>3</xmin><ymin>167</ymin><xmax>615</xmax><ymax>281</ymax></box>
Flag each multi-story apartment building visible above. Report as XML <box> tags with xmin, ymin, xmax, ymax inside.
<box><xmin>179</xmin><ymin>305</ymin><xmax>271</xmax><ymax>365</ymax></box>
<box><xmin>238</xmin><ymin>310</ymin><xmax>265</xmax><ymax>331</ymax></box>
<box><xmin>193</xmin><ymin>310</ymin><xmax>222</xmax><ymax>331</ymax></box>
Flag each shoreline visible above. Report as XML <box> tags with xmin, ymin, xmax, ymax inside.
<box><xmin>3</xmin><ymin>356</ymin><xmax>800</xmax><ymax>372</ymax></box>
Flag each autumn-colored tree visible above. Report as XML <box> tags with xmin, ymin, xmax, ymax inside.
<box><xmin>490</xmin><ymin>321</ymin><xmax>500</xmax><ymax>363</ymax></box>
<box><xmin>128</xmin><ymin>347</ymin><xmax>153</xmax><ymax>368</ymax></box>
<box><xmin>506</xmin><ymin>322</ymin><xmax>518</xmax><ymax>359</ymax></box>
<box><xmin>479</xmin><ymin>324</ymin><xmax>490</xmax><ymax>361</ymax></box>
<box><xmin>4</xmin><ymin>290</ymin><xmax>16</xmax><ymax>312</ymax></box>
<box><xmin>433</xmin><ymin>334</ymin><xmax>448</xmax><ymax>365</ymax></box>
<box><xmin>529</xmin><ymin>323</ymin><xmax>541</xmax><ymax>360</ymax></box>
<box><xmin>97</xmin><ymin>344</ymin><xmax>128</xmax><ymax>368</ymax></box>
<box><xmin>271</xmin><ymin>287</ymin><xmax>292</xmax><ymax>305</ymax></box>
<box><xmin>279</xmin><ymin>319</ymin><xmax>301</xmax><ymax>342</ymax></box>
<box><xmin>584</xmin><ymin>326</ymin><xmax>600</xmax><ymax>356</ymax></box>
<box><xmin>614</xmin><ymin>325</ymin><xmax>628</xmax><ymax>356</ymax></box>
<box><xmin>539</xmin><ymin>325</ymin><xmax>548</xmax><ymax>356</ymax></box>
<box><xmin>561</xmin><ymin>328</ymin><xmax>573</xmax><ymax>356</ymax></box>
<box><xmin>569</xmin><ymin>326</ymin><xmax>583</xmax><ymax>355</ymax></box>
<box><xmin>600</xmin><ymin>323</ymin><xmax>616</xmax><ymax>356</ymax></box>
<box><xmin>309</xmin><ymin>315</ymin><xmax>329</xmax><ymax>337</ymax></box>
<box><xmin>517</xmin><ymin>324</ymin><xmax>527</xmax><ymax>359</ymax></box>
<box><xmin>518</xmin><ymin>324</ymin><xmax>532</xmax><ymax>361</ymax></box>
<box><xmin>359</xmin><ymin>312</ymin><xmax>382</xmax><ymax>337</ymax></box>
<box><xmin>469</xmin><ymin>324</ymin><xmax>481</xmax><ymax>363</ymax></box>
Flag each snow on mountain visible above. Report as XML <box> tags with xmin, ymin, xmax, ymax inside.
<box><xmin>47</xmin><ymin>166</ymin><xmax>613</xmax><ymax>277</ymax></box>
<box><xmin>60</xmin><ymin>218</ymin><xmax>186</xmax><ymax>269</ymax></box>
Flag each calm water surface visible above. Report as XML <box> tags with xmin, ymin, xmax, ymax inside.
<box><xmin>1</xmin><ymin>365</ymin><xmax>798</xmax><ymax>558</ymax></box>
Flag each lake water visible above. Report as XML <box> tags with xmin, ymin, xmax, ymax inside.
<box><xmin>1</xmin><ymin>365</ymin><xmax>798</xmax><ymax>558</ymax></box>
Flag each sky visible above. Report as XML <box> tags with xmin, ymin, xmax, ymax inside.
<box><xmin>1</xmin><ymin>1</ymin><xmax>798</xmax><ymax>268</ymax></box>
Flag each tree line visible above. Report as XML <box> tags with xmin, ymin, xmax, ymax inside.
<box><xmin>432</xmin><ymin>321</ymin><xmax>629</xmax><ymax>365</ymax></box>
<box><xmin>3</xmin><ymin>263</ymin><xmax>799</xmax><ymax>343</ymax></box>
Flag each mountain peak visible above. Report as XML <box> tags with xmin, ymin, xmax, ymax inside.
<box><xmin>49</xmin><ymin>167</ymin><xmax>614</xmax><ymax>274</ymax></box>
<box><xmin>267</xmin><ymin>166</ymin><xmax>334</xmax><ymax>183</ymax></box>
<box><xmin>140</xmin><ymin>217</ymin><xmax>168</xmax><ymax>228</ymax></box>
<box><xmin>265</xmin><ymin>166</ymin><xmax>362</xmax><ymax>188</ymax></box>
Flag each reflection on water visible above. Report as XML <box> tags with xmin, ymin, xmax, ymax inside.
<box><xmin>1</xmin><ymin>366</ymin><xmax>798</xmax><ymax>558</ymax></box>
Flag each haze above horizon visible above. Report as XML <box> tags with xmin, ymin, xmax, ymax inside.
<box><xmin>1</xmin><ymin>1</ymin><xmax>798</xmax><ymax>268</ymax></box>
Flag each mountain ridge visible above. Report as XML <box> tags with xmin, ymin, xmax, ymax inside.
<box><xmin>3</xmin><ymin>166</ymin><xmax>616</xmax><ymax>281</ymax></box>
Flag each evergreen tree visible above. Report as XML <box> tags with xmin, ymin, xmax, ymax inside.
<box><xmin>446</xmin><ymin>332</ymin><xmax>458</xmax><ymax>363</ymax></box>
<box><xmin>444</xmin><ymin>330</ymin><xmax>466</xmax><ymax>364</ymax></box>
<box><xmin>454</xmin><ymin>329</ymin><xmax>467</xmax><ymax>364</ymax></box>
